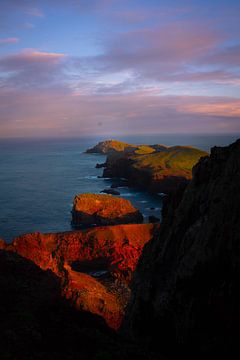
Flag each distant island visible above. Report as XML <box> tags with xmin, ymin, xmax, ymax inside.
<box><xmin>86</xmin><ymin>139</ymin><xmax>208</xmax><ymax>194</ymax></box>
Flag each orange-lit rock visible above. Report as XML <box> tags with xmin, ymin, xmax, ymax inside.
<box><xmin>0</xmin><ymin>239</ymin><xmax>6</xmax><ymax>249</ymax></box>
<box><xmin>8</xmin><ymin>223</ymin><xmax>158</xmax><ymax>329</ymax></box>
<box><xmin>62</xmin><ymin>263</ymin><xmax>124</xmax><ymax>329</ymax></box>
<box><xmin>71</xmin><ymin>193</ymin><xmax>143</xmax><ymax>226</ymax></box>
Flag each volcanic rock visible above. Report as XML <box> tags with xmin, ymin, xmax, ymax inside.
<box><xmin>148</xmin><ymin>215</ymin><xmax>160</xmax><ymax>223</ymax></box>
<box><xmin>0</xmin><ymin>238</ymin><xmax>6</xmax><ymax>249</ymax></box>
<box><xmin>9</xmin><ymin>223</ymin><xmax>158</xmax><ymax>328</ymax></box>
<box><xmin>71</xmin><ymin>193</ymin><xmax>143</xmax><ymax>226</ymax></box>
<box><xmin>101</xmin><ymin>188</ymin><xmax>120</xmax><ymax>195</ymax></box>
<box><xmin>123</xmin><ymin>139</ymin><xmax>240</xmax><ymax>359</ymax></box>
<box><xmin>96</xmin><ymin>162</ymin><xmax>106</xmax><ymax>168</ymax></box>
<box><xmin>0</xmin><ymin>249</ymin><xmax>157</xmax><ymax>360</ymax></box>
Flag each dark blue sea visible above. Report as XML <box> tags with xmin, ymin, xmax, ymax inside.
<box><xmin>0</xmin><ymin>134</ymin><xmax>239</xmax><ymax>243</ymax></box>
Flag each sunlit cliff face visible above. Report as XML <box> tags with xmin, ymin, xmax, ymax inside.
<box><xmin>0</xmin><ymin>0</ymin><xmax>240</xmax><ymax>137</ymax></box>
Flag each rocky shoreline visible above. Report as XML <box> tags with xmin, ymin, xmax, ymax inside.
<box><xmin>87</xmin><ymin>139</ymin><xmax>208</xmax><ymax>194</ymax></box>
<box><xmin>0</xmin><ymin>138</ymin><xmax>239</xmax><ymax>359</ymax></box>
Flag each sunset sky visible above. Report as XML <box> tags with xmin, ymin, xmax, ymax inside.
<box><xmin>0</xmin><ymin>0</ymin><xmax>240</xmax><ymax>137</ymax></box>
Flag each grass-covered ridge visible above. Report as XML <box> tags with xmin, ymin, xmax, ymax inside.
<box><xmin>86</xmin><ymin>140</ymin><xmax>136</xmax><ymax>154</ymax></box>
<box><xmin>87</xmin><ymin>139</ymin><xmax>209</xmax><ymax>193</ymax></box>
<box><xmin>132</xmin><ymin>146</ymin><xmax>207</xmax><ymax>177</ymax></box>
<box><xmin>86</xmin><ymin>139</ymin><xmax>162</xmax><ymax>155</ymax></box>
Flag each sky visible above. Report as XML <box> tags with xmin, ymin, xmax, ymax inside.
<box><xmin>0</xmin><ymin>0</ymin><xmax>240</xmax><ymax>138</ymax></box>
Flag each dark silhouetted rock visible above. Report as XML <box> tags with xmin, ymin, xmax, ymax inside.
<box><xmin>0</xmin><ymin>250</ymin><xmax>159</xmax><ymax>360</ymax></box>
<box><xmin>148</xmin><ymin>215</ymin><xmax>160</xmax><ymax>223</ymax></box>
<box><xmin>96</xmin><ymin>162</ymin><xmax>106</xmax><ymax>168</ymax></box>
<box><xmin>123</xmin><ymin>139</ymin><xmax>240</xmax><ymax>359</ymax></box>
<box><xmin>111</xmin><ymin>179</ymin><xmax>129</xmax><ymax>188</ymax></box>
<box><xmin>101</xmin><ymin>188</ymin><xmax>120</xmax><ymax>195</ymax></box>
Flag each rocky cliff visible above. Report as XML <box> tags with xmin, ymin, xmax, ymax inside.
<box><xmin>0</xmin><ymin>249</ymin><xmax>159</xmax><ymax>360</ymax></box>
<box><xmin>8</xmin><ymin>223</ymin><xmax>158</xmax><ymax>329</ymax></box>
<box><xmin>123</xmin><ymin>139</ymin><xmax>240</xmax><ymax>359</ymax></box>
<box><xmin>103</xmin><ymin>145</ymin><xmax>208</xmax><ymax>194</ymax></box>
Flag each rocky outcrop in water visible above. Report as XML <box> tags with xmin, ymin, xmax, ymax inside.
<box><xmin>101</xmin><ymin>188</ymin><xmax>120</xmax><ymax>195</ymax></box>
<box><xmin>8</xmin><ymin>223</ymin><xmax>158</xmax><ymax>329</ymax></box>
<box><xmin>71</xmin><ymin>193</ymin><xmax>143</xmax><ymax>227</ymax></box>
<box><xmin>123</xmin><ymin>139</ymin><xmax>240</xmax><ymax>359</ymax></box>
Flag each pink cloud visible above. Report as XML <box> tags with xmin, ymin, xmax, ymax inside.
<box><xmin>179</xmin><ymin>99</ymin><xmax>240</xmax><ymax>117</ymax></box>
<box><xmin>0</xmin><ymin>37</ymin><xmax>19</xmax><ymax>45</ymax></box>
<box><xmin>88</xmin><ymin>21</ymin><xmax>224</xmax><ymax>80</ymax></box>
<box><xmin>0</xmin><ymin>88</ymin><xmax>239</xmax><ymax>138</ymax></box>
<box><xmin>204</xmin><ymin>44</ymin><xmax>240</xmax><ymax>67</ymax></box>
<box><xmin>0</xmin><ymin>49</ymin><xmax>65</xmax><ymax>70</ymax></box>
<box><xmin>0</xmin><ymin>49</ymin><xmax>67</xmax><ymax>91</ymax></box>
<box><xmin>24</xmin><ymin>7</ymin><xmax>44</xmax><ymax>18</ymax></box>
<box><xmin>1</xmin><ymin>48</ymin><xmax>64</xmax><ymax>63</ymax></box>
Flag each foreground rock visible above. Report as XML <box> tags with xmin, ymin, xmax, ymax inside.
<box><xmin>0</xmin><ymin>238</ymin><xmax>6</xmax><ymax>249</ymax></box>
<box><xmin>72</xmin><ymin>193</ymin><xmax>143</xmax><ymax>226</ymax></box>
<box><xmin>9</xmin><ymin>223</ymin><xmax>158</xmax><ymax>329</ymax></box>
<box><xmin>0</xmin><ymin>250</ymin><xmax>159</xmax><ymax>360</ymax></box>
<box><xmin>123</xmin><ymin>139</ymin><xmax>240</xmax><ymax>359</ymax></box>
<box><xmin>103</xmin><ymin>144</ymin><xmax>208</xmax><ymax>194</ymax></box>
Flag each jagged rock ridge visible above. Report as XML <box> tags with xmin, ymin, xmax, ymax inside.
<box><xmin>123</xmin><ymin>139</ymin><xmax>240</xmax><ymax>359</ymax></box>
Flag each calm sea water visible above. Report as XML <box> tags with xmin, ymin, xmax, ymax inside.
<box><xmin>0</xmin><ymin>134</ymin><xmax>239</xmax><ymax>243</ymax></box>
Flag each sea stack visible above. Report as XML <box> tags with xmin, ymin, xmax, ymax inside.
<box><xmin>71</xmin><ymin>193</ymin><xmax>143</xmax><ymax>227</ymax></box>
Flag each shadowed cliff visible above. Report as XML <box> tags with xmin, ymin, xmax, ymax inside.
<box><xmin>123</xmin><ymin>139</ymin><xmax>240</xmax><ymax>359</ymax></box>
<box><xmin>0</xmin><ymin>249</ymin><xmax>164</xmax><ymax>360</ymax></box>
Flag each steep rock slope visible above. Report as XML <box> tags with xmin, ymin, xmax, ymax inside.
<box><xmin>0</xmin><ymin>250</ymin><xmax>161</xmax><ymax>360</ymax></box>
<box><xmin>8</xmin><ymin>223</ymin><xmax>158</xmax><ymax>329</ymax></box>
<box><xmin>123</xmin><ymin>139</ymin><xmax>240</xmax><ymax>358</ymax></box>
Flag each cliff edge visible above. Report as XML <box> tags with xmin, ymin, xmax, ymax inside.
<box><xmin>123</xmin><ymin>139</ymin><xmax>240</xmax><ymax>359</ymax></box>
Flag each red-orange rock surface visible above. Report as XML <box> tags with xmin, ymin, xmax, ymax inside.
<box><xmin>72</xmin><ymin>193</ymin><xmax>143</xmax><ymax>226</ymax></box>
<box><xmin>0</xmin><ymin>239</ymin><xmax>6</xmax><ymax>249</ymax></box>
<box><xmin>8</xmin><ymin>223</ymin><xmax>158</xmax><ymax>329</ymax></box>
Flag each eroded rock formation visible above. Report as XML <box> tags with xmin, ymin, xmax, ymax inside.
<box><xmin>0</xmin><ymin>250</ymin><xmax>157</xmax><ymax>360</ymax></box>
<box><xmin>8</xmin><ymin>223</ymin><xmax>158</xmax><ymax>329</ymax></box>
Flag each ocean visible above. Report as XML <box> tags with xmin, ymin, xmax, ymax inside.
<box><xmin>0</xmin><ymin>133</ymin><xmax>239</xmax><ymax>243</ymax></box>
